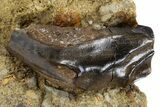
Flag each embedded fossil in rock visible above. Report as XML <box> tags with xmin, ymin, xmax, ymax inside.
<box><xmin>7</xmin><ymin>24</ymin><xmax>154</xmax><ymax>93</ymax></box>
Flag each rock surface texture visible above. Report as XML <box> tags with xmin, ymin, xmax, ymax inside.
<box><xmin>0</xmin><ymin>0</ymin><xmax>152</xmax><ymax>107</ymax></box>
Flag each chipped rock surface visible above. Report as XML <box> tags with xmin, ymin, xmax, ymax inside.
<box><xmin>0</xmin><ymin>75</ymin><xmax>42</xmax><ymax>107</ymax></box>
<box><xmin>42</xmin><ymin>86</ymin><xmax>147</xmax><ymax>107</ymax></box>
<box><xmin>0</xmin><ymin>0</ymin><xmax>136</xmax><ymax>44</ymax></box>
<box><xmin>0</xmin><ymin>0</ymin><xmax>147</xmax><ymax>107</ymax></box>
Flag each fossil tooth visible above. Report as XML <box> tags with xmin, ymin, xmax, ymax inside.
<box><xmin>7</xmin><ymin>24</ymin><xmax>154</xmax><ymax>92</ymax></box>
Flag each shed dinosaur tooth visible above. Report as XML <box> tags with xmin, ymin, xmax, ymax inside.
<box><xmin>7</xmin><ymin>24</ymin><xmax>154</xmax><ymax>92</ymax></box>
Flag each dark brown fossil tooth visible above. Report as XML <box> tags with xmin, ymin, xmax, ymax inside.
<box><xmin>7</xmin><ymin>24</ymin><xmax>154</xmax><ymax>92</ymax></box>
